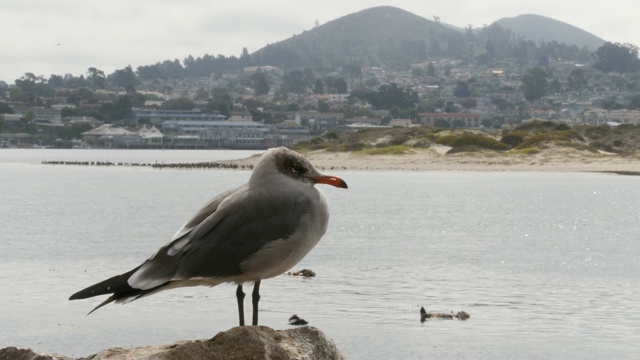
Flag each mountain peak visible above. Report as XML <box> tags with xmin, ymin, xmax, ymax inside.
<box><xmin>252</xmin><ymin>6</ymin><xmax>606</xmax><ymax>69</ymax></box>
<box><xmin>493</xmin><ymin>14</ymin><xmax>605</xmax><ymax>50</ymax></box>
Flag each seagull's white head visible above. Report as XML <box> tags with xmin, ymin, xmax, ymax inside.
<box><xmin>250</xmin><ymin>147</ymin><xmax>348</xmax><ymax>189</ymax></box>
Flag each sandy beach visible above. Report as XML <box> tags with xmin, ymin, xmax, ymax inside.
<box><xmin>229</xmin><ymin>146</ymin><xmax>640</xmax><ymax>173</ymax></box>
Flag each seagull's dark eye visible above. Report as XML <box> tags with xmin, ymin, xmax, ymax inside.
<box><xmin>291</xmin><ymin>163</ymin><xmax>305</xmax><ymax>175</ymax></box>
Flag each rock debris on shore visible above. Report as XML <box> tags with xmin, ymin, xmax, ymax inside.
<box><xmin>0</xmin><ymin>326</ymin><xmax>346</xmax><ymax>360</ymax></box>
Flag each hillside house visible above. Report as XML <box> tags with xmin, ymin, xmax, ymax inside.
<box><xmin>418</xmin><ymin>112</ymin><xmax>481</xmax><ymax>128</ymax></box>
<box><xmin>580</xmin><ymin>109</ymin><xmax>640</xmax><ymax>126</ymax></box>
<box><xmin>81</xmin><ymin>124</ymin><xmax>135</xmax><ymax>146</ymax></box>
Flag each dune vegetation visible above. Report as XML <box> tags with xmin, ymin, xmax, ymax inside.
<box><xmin>294</xmin><ymin>121</ymin><xmax>640</xmax><ymax>157</ymax></box>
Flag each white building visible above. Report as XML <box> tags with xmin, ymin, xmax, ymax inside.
<box><xmin>581</xmin><ymin>109</ymin><xmax>640</xmax><ymax>126</ymax></box>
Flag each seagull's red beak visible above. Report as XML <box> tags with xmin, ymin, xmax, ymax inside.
<box><xmin>313</xmin><ymin>175</ymin><xmax>348</xmax><ymax>189</ymax></box>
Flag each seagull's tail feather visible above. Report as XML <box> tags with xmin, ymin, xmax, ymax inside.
<box><xmin>69</xmin><ymin>265</ymin><xmax>170</xmax><ymax>315</ymax></box>
<box><xmin>69</xmin><ymin>266</ymin><xmax>141</xmax><ymax>300</ymax></box>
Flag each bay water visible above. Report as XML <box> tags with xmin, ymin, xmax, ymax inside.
<box><xmin>1</xmin><ymin>149</ymin><xmax>638</xmax><ymax>359</ymax></box>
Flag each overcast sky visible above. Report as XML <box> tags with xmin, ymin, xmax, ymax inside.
<box><xmin>2</xmin><ymin>0</ymin><xmax>638</xmax><ymax>83</ymax></box>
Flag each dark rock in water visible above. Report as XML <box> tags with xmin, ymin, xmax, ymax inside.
<box><xmin>289</xmin><ymin>314</ymin><xmax>309</xmax><ymax>325</ymax></box>
<box><xmin>0</xmin><ymin>326</ymin><xmax>346</xmax><ymax>360</ymax></box>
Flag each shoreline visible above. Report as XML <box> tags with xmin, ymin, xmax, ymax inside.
<box><xmin>226</xmin><ymin>147</ymin><xmax>640</xmax><ymax>173</ymax></box>
<box><xmin>26</xmin><ymin>147</ymin><xmax>640</xmax><ymax>173</ymax></box>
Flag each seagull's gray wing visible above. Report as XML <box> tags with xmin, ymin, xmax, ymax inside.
<box><xmin>125</xmin><ymin>185</ymin><xmax>245</xmax><ymax>290</ymax></box>
<box><xmin>169</xmin><ymin>185</ymin><xmax>245</xmax><ymax>244</ymax></box>
<box><xmin>127</xmin><ymin>186</ymin><xmax>318</xmax><ymax>290</ymax></box>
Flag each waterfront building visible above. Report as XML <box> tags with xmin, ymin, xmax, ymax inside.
<box><xmin>132</xmin><ymin>109</ymin><xmax>226</xmax><ymax>126</ymax></box>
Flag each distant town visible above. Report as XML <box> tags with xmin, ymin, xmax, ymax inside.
<box><xmin>1</xmin><ymin>40</ymin><xmax>639</xmax><ymax>149</ymax></box>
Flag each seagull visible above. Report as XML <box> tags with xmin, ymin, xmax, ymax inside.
<box><xmin>69</xmin><ymin>147</ymin><xmax>348</xmax><ymax>326</ymax></box>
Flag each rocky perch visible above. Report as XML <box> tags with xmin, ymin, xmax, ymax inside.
<box><xmin>0</xmin><ymin>326</ymin><xmax>346</xmax><ymax>360</ymax></box>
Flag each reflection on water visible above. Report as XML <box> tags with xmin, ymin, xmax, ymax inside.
<box><xmin>0</xmin><ymin>150</ymin><xmax>639</xmax><ymax>359</ymax></box>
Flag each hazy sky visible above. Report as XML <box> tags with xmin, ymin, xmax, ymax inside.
<box><xmin>2</xmin><ymin>0</ymin><xmax>638</xmax><ymax>83</ymax></box>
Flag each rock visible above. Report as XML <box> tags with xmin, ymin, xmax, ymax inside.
<box><xmin>1</xmin><ymin>326</ymin><xmax>346</xmax><ymax>360</ymax></box>
<box><xmin>0</xmin><ymin>347</ymin><xmax>72</xmax><ymax>360</ymax></box>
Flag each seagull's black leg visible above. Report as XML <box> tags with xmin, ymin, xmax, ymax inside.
<box><xmin>236</xmin><ymin>285</ymin><xmax>245</xmax><ymax>326</ymax></box>
<box><xmin>252</xmin><ymin>280</ymin><xmax>261</xmax><ymax>326</ymax></box>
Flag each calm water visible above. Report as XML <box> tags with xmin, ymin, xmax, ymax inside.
<box><xmin>1</xmin><ymin>149</ymin><xmax>639</xmax><ymax>359</ymax></box>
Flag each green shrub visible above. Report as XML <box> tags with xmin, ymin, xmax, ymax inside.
<box><xmin>411</xmin><ymin>138</ymin><xmax>432</xmax><ymax>148</ymax></box>
<box><xmin>557</xmin><ymin>141</ymin><xmax>598</xmax><ymax>153</ymax></box>
<box><xmin>389</xmin><ymin>134</ymin><xmax>410</xmax><ymax>145</ymax></box>
<box><xmin>584</xmin><ymin>125</ymin><xmax>612</xmax><ymax>140</ymax></box>
<box><xmin>339</xmin><ymin>142</ymin><xmax>368</xmax><ymax>151</ymax></box>
<box><xmin>514</xmin><ymin>120</ymin><xmax>564</xmax><ymax>132</ymax></box>
<box><xmin>294</xmin><ymin>137</ymin><xmax>328</xmax><ymax>151</ymax></box>
<box><xmin>356</xmin><ymin>146</ymin><xmax>413</xmax><ymax>155</ymax></box>
<box><xmin>500</xmin><ymin>131</ymin><xmax>529</xmax><ymax>148</ymax></box>
<box><xmin>435</xmin><ymin>134</ymin><xmax>510</xmax><ymax>151</ymax></box>
<box><xmin>589</xmin><ymin>141</ymin><xmax>621</xmax><ymax>153</ymax></box>
<box><xmin>322</xmin><ymin>131</ymin><xmax>340</xmax><ymax>140</ymax></box>
<box><xmin>446</xmin><ymin>145</ymin><xmax>483</xmax><ymax>154</ymax></box>
<box><xmin>516</xmin><ymin>130</ymin><xmax>585</xmax><ymax>149</ymax></box>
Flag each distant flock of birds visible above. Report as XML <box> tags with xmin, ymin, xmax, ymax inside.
<box><xmin>41</xmin><ymin>160</ymin><xmax>255</xmax><ymax>170</ymax></box>
<box><xmin>41</xmin><ymin>160</ymin><xmax>349</xmax><ymax>171</ymax></box>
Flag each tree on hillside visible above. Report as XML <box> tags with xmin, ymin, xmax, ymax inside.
<box><xmin>282</xmin><ymin>69</ymin><xmax>312</xmax><ymax>95</ymax></box>
<box><xmin>426</xmin><ymin>62</ymin><xmax>437</xmax><ymax>77</ymax></box>
<box><xmin>0</xmin><ymin>103</ymin><xmax>14</xmax><ymax>114</ymax></box>
<box><xmin>365</xmin><ymin>83</ymin><xmax>418</xmax><ymax>110</ymax></box>
<box><xmin>548</xmin><ymin>78</ymin><xmax>562</xmax><ymax>94</ymax></box>
<box><xmin>454</xmin><ymin>81</ymin><xmax>471</xmax><ymax>98</ymax></box>
<box><xmin>15</xmin><ymin>73</ymin><xmax>55</xmax><ymax>97</ymax></box>
<box><xmin>313</xmin><ymin>79</ymin><xmax>324</xmax><ymax>94</ymax></box>
<box><xmin>444</xmin><ymin>101</ymin><xmax>458</xmax><ymax>113</ymax></box>
<box><xmin>460</xmin><ymin>97</ymin><xmax>477</xmax><ymax>109</ymax></box>
<box><xmin>593</xmin><ymin>42</ymin><xmax>640</xmax><ymax>73</ymax></box>
<box><xmin>239</xmin><ymin>47</ymin><xmax>253</xmax><ymax>68</ymax></box>
<box><xmin>628</xmin><ymin>94</ymin><xmax>640</xmax><ymax>110</ymax></box>
<box><xmin>567</xmin><ymin>68</ymin><xmax>588</xmax><ymax>90</ymax></box>
<box><xmin>100</xmin><ymin>95</ymin><xmax>132</xmax><ymax>123</ymax></box>
<box><xmin>194</xmin><ymin>87</ymin><xmax>210</xmax><ymax>102</ymax></box>
<box><xmin>137</xmin><ymin>59</ymin><xmax>184</xmax><ymax>80</ymax></box>
<box><xmin>110</xmin><ymin>65</ymin><xmax>138</xmax><ymax>89</ymax></box>
<box><xmin>65</xmin><ymin>87</ymin><xmax>95</xmax><ymax>105</ymax></box>
<box><xmin>602</xmin><ymin>98</ymin><xmax>624</xmax><ymax>110</ymax></box>
<box><xmin>324</xmin><ymin>77</ymin><xmax>348</xmax><ymax>94</ymax></box>
<box><xmin>87</xmin><ymin>67</ymin><xmax>105</xmax><ymax>89</ymax></box>
<box><xmin>342</xmin><ymin>64</ymin><xmax>362</xmax><ymax>83</ymax></box>
<box><xmin>163</xmin><ymin>97</ymin><xmax>196</xmax><ymax>111</ymax></box>
<box><xmin>204</xmin><ymin>87</ymin><xmax>234</xmax><ymax>117</ymax></box>
<box><xmin>47</xmin><ymin>75</ymin><xmax>64</xmax><ymax>88</ymax></box>
<box><xmin>250</xmin><ymin>71</ymin><xmax>271</xmax><ymax>96</ymax></box>
<box><xmin>522</xmin><ymin>67</ymin><xmax>548</xmax><ymax>102</ymax></box>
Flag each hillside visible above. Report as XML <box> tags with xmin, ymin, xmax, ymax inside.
<box><xmin>493</xmin><ymin>14</ymin><xmax>605</xmax><ymax>51</ymax></box>
<box><xmin>252</xmin><ymin>6</ymin><xmax>607</xmax><ymax>69</ymax></box>
<box><xmin>252</xmin><ymin>6</ymin><xmax>465</xmax><ymax>68</ymax></box>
